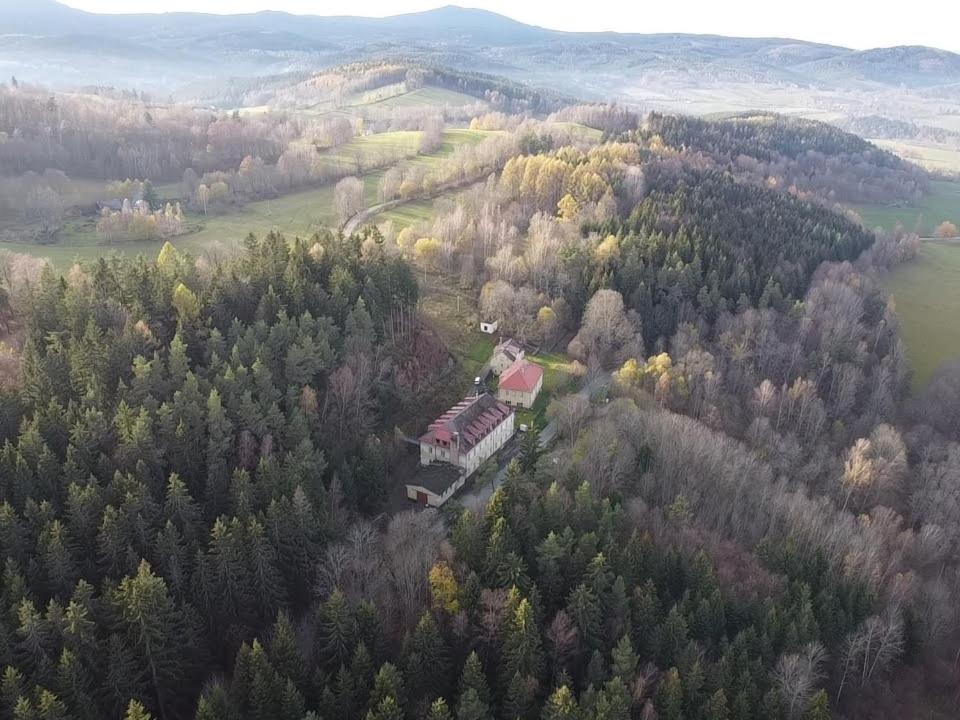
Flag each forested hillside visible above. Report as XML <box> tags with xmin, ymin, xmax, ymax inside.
<box><xmin>586</xmin><ymin>166</ymin><xmax>877</xmax><ymax>341</ymax></box>
<box><xmin>637</xmin><ymin>113</ymin><xmax>929</xmax><ymax>204</ymax></box>
<box><xmin>0</xmin><ymin>231</ymin><xmax>886</xmax><ymax>720</ymax></box>
<box><xmin>1</xmin><ymin>61</ymin><xmax>959</xmax><ymax>720</ymax></box>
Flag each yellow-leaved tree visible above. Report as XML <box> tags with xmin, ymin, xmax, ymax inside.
<box><xmin>428</xmin><ymin>561</ymin><xmax>460</xmax><ymax>614</ymax></box>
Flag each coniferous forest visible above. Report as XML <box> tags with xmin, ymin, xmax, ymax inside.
<box><xmin>0</xmin><ymin>223</ymin><xmax>877</xmax><ymax>720</ymax></box>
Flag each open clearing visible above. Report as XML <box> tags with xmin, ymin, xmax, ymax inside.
<box><xmin>352</xmin><ymin>86</ymin><xmax>483</xmax><ymax>110</ymax></box>
<box><xmin>871</xmin><ymin>138</ymin><xmax>960</xmax><ymax>175</ymax></box>
<box><xmin>853</xmin><ymin>180</ymin><xmax>960</xmax><ymax>237</ymax></box>
<box><xmin>883</xmin><ymin>241</ymin><xmax>960</xmax><ymax>389</ymax></box>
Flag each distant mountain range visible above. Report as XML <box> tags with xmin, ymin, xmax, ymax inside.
<box><xmin>3</xmin><ymin>1</ymin><xmax>960</xmax><ymax>121</ymax></box>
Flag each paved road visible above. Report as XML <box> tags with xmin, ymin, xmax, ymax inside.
<box><xmin>343</xmin><ymin>198</ymin><xmax>404</xmax><ymax>235</ymax></box>
<box><xmin>342</xmin><ymin>175</ymin><xmax>491</xmax><ymax>235</ymax></box>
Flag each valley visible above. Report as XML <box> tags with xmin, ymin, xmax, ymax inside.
<box><xmin>2</xmin><ymin>5</ymin><xmax>960</xmax><ymax>720</ymax></box>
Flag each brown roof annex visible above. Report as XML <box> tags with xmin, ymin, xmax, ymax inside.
<box><xmin>498</xmin><ymin>359</ymin><xmax>543</xmax><ymax>393</ymax></box>
<box><xmin>420</xmin><ymin>393</ymin><xmax>513</xmax><ymax>452</ymax></box>
<box><xmin>494</xmin><ymin>338</ymin><xmax>524</xmax><ymax>362</ymax></box>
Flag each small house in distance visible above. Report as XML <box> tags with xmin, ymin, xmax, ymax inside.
<box><xmin>497</xmin><ymin>359</ymin><xmax>544</xmax><ymax>409</ymax></box>
<box><xmin>407</xmin><ymin>393</ymin><xmax>515</xmax><ymax>506</ymax></box>
<box><xmin>489</xmin><ymin>338</ymin><xmax>525</xmax><ymax>376</ymax></box>
<box><xmin>479</xmin><ymin>319</ymin><xmax>499</xmax><ymax>334</ymax></box>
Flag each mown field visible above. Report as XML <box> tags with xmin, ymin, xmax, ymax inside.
<box><xmin>374</xmin><ymin>201</ymin><xmax>434</xmax><ymax>230</ymax></box>
<box><xmin>884</xmin><ymin>241</ymin><xmax>960</xmax><ymax>389</ymax></box>
<box><xmin>853</xmin><ymin>180</ymin><xmax>960</xmax><ymax>237</ymax></box>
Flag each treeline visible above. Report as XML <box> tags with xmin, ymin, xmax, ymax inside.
<box><xmin>547</xmin><ymin>104</ymin><xmax>640</xmax><ymax>135</ymax></box>
<box><xmin>413</xmin><ymin>65</ymin><xmax>571</xmax><ymax>115</ymax></box>
<box><xmin>839</xmin><ymin>115</ymin><xmax>960</xmax><ymax>147</ymax></box>
<box><xmin>637</xmin><ymin>112</ymin><xmax>928</xmax><ymax>204</ymax></box>
<box><xmin>243</xmin><ymin>61</ymin><xmax>569</xmax><ymax>116</ymax></box>
<box><xmin>0</xmin><ymin>85</ymin><xmax>295</xmax><ymax>180</ymax></box>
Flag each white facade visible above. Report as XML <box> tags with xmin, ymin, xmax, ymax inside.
<box><xmin>498</xmin><ymin>373</ymin><xmax>543</xmax><ymax>409</ymax></box>
<box><xmin>419</xmin><ymin>411</ymin><xmax>515</xmax><ymax>477</ymax></box>
<box><xmin>405</xmin><ymin>476</ymin><xmax>466</xmax><ymax>507</ymax></box>
<box><xmin>480</xmin><ymin>320</ymin><xmax>499</xmax><ymax>334</ymax></box>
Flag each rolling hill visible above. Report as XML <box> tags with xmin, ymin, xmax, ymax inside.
<box><xmin>3</xmin><ymin>1</ymin><xmax>960</xmax><ymax>123</ymax></box>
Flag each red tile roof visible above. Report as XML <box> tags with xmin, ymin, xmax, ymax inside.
<box><xmin>420</xmin><ymin>394</ymin><xmax>513</xmax><ymax>451</ymax></box>
<box><xmin>499</xmin><ymin>359</ymin><xmax>543</xmax><ymax>393</ymax></box>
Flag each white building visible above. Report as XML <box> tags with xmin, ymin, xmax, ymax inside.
<box><xmin>497</xmin><ymin>358</ymin><xmax>544</xmax><ymax>409</ymax></box>
<box><xmin>409</xmin><ymin>394</ymin><xmax>515</xmax><ymax>506</ymax></box>
<box><xmin>489</xmin><ymin>338</ymin><xmax>525</xmax><ymax>376</ymax></box>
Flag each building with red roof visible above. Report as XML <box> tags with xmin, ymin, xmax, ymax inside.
<box><xmin>410</xmin><ymin>393</ymin><xmax>515</xmax><ymax>506</ymax></box>
<box><xmin>497</xmin><ymin>358</ymin><xmax>544</xmax><ymax>409</ymax></box>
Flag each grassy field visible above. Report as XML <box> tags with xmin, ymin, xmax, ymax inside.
<box><xmin>355</xmin><ymin>86</ymin><xmax>484</xmax><ymax>110</ymax></box>
<box><xmin>0</xmin><ymin>182</ymin><xmax>342</xmax><ymax>268</ymax></box>
<box><xmin>853</xmin><ymin>180</ymin><xmax>960</xmax><ymax>237</ymax></box>
<box><xmin>375</xmin><ymin>201</ymin><xmax>435</xmax><ymax>230</ymax></box>
<box><xmin>871</xmin><ymin>139</ymin><xmax>960</xmax><ymax>175</ymax></box>
<box><xmin>314</xmin><ymin>130</ymin><xmax>423</xmax><ymax>174</ymax></box>
<box><xmin>884</xmin><ymin>241</ymin><xmax>960</xmax><ymax>389</ymax></box>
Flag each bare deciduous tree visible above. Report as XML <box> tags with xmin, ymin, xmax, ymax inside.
<box><xmin>334</xmin><ymin>175</ymin><xmax>365</xmax><ymax>227</ymax></box>
<box><xmin>774</xmin><ymin>642</ymin><xmax>828</xmax><ymax>718</ymax></box>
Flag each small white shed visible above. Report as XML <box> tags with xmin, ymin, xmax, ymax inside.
<box><xmin>479</xmin><ymin>320</ymin><xmax>499</xmax><ymax>334</ymax></box>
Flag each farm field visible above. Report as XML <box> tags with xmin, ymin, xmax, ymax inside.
<box><xmin>374</xmin><ymin>201</ymin><xmax>434</xmax><ymax>230</ymax></box>
<box><xmin>871</xmin><ymin>138</ymin><xmax>960</xmax><ymax>174</ymax></box>
<box><xmin>0</xmin><ymin>183</ymin><xmax>341</xmax><ymax>267</ymax></box>
<box><xmin>883</xmin><ymin>241</ymin><xmax>960</xmax><ymax>389</ymax></box>
<box><xmin>853</xmin><ymin>180</ymin><xmax>960</xmax><ymax>236</ymax></box>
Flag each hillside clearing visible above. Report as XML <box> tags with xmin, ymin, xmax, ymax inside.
<box><xmin>853</xmin><ymin>180</ymin><xmax>960</xmax><ymax>237</ymax></box>
<box><xmin>884</xmin><ymin>241</ymin><xmax>960</xmax><ymax>389</ymax></box>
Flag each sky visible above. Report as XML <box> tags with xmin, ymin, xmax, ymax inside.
<box><xmin>59</xmin><ymin>0</ymin><xmax>960</xmax><ymax>53</ymax></box>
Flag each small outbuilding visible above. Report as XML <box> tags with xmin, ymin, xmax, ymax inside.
<box><xmin>479</xmin><ymin>320</ymin><xmax>499</xmax><ymax>334</ymax></box>
<box><xmin>405</xmin><ymin>463</ymin><xmax>465</xmax><ymax>508</ymax></box>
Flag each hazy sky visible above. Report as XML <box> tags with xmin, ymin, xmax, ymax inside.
<box><xmin>60</xmin><ymin>0</ymin><xmax>960</xmax><ymax>52</ymax></box>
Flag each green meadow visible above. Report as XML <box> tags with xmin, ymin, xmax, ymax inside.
<box><xmin>853</xmin><ymin>180</ymin><xmax>960</xmax><ymax>237</ymax></box>
<box><xmin>884</xmin><ymin>241</ymin><xmax>960</xmax><ymax>389</ymax></box>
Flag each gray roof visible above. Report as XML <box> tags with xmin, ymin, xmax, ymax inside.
<box><xmin>408</xmin><ymin>463</ymin><xmax>463</xmax><ymax>495</ymax></box>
